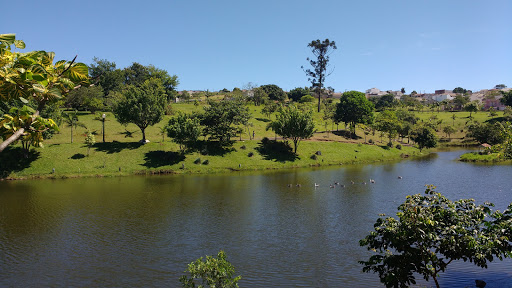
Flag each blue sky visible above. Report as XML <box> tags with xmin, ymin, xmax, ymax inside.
<box><xmin>3</xmin><ymin>0</ymin><xmax>510</xmax><ymax>93</ymax></box>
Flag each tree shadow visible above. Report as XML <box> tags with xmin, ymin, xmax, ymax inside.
<box><xmin>485</xmin><ymin>116</ymin><xmax>507</xmax><ymax>124</ymax></box>
<box><xmin>70</xmin><ymin>153</ymin><xmax>86</xmax><ymax>159</ymax></box>
<box><xmin>93</xmin><ymin>141</ymin><xmax>143</xmax><ymax>154</ymax></box>
<box><xmin>332</xmin><ymin>130</ymin><xmax>362</xmax><ymax>140</ymax></box>
<box><xmin>119</xmin><ymin>129</ymin><xmax>137</xmax><ymax>138</ymax></box>
<box><xmin>0</xmin><ymin>147</ymin><xmax>41</xmax><ymax>178</ymax></box>
<box><xmin>143</xmin><ymin>150</ymin><xmax>185</xmax><ymax>168</ymax></box>
<box><xmin>255</xmin><ymin>117</ymin><xmax>271</xmax><ymax>123</ymax></box>
<box><xmin>187</xmin><ymin>140</ymin><xmax>235</xmax><ymax>156</ymax></box>
<box><xmin>255</xmin><ymin>139</ymin><xmax>298</xmax><ymax>162</ymax></box>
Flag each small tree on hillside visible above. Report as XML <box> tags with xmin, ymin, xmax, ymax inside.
<box><xmin>267</xmin><ymin>105</ymin><xmax>315</xmax><ymax>154</ymax></box>
<box><xmin>360</xmin><ymin>185</ymin><xmax>512</xmax><ymax>288</ymax></box>
<box><xmin>442</xmin><ymin>125</ymin><xmax>456</xmax><ymax>140</ymax></box>
<box><xmin>84</xmin><ymin>131</ymin><xmax>95</xmax><ymax>156</ymax></box>
<box><xmin>113</xmin><ymin>78</ymin><xmax>167</xmax><ymax>143</ymax></box>
<box><xmin>166</xmin><ymin>112</ymin><xmax>201</xmax><ymax>151</ymax></box>
<box><xmin>302</xmin><ymin>39</ymin><xmax>337</xmax><ymax>112</ymax></box>
<box><xmin>201</xmin><ymin>100</ymin><xmax>250</xmax><ymax>145</ymax></box>
<box><xmin>411</xmin><ymin>125</ymin><xmax>438</xmax><ymax>151</ymax></box>
<box><xmin>62</xmin><ymin>110</ymin><xmax>86</xmax><ymax>143</ymax></box>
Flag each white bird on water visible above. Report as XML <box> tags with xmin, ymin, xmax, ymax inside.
<box><xmin>314</xmin><ymin>183</ymin><xmax>320</xmax><ymax>187</ymax></box>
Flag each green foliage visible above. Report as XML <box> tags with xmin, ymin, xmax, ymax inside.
<box><xmin>84</xmin><ymin>131</ymin><xmax>95</xmax><ymax>156</ymax></box>
<box><xmin>465</xmin><ymin>101</ymin><xmax>479</xmax><ymax>116</ymax></box>
<box><xmin>334</xmin><ymin>91</ymin><xmax>374</xmax><ymax>136</ymax></box>
<box><xmin>62</xmin><ymin>110</ymin><xmax>87</xmax><ymax>143</ymax></box>
<box><xmin>0</xmin><ymin>33</ymin><xmax>89</xmax><ymax>152</ymax></box>
<box><xmin>251</xmin><ymin>87</ymin><xmax>268</xmax><ymax>106</ymax></box>
<box><xmin>166</xmin><ymin>112</ymin><xmax>201</xmax><ymax>151</ymax></box>
<box><xmin>179</xmin><ymin>250</ymin><xmax>241</xmax><ymax>288</ymax></box>
<box><xmin>113</xmin><ymin>78</ymin><xmax>167</xmax><ymax>142</ymax></box>
<box><xmin>288</xmin><ymin>87</ymin><xmax>311</xmax><ymax>102</ymax></box>
<box><xmin>374</xmin><ymin>110</ymin><xmax>400</xmax><ymax>143</ymax></box>
<box><xmin>467</xmin><ymin>122</ymin><xmax>507</xmax><ymax>145</ymax></box>
<box><xmin>267</xmin><ymin>105</ymin><xmax>315</xmax><ymax>153</ymax></box>
<box><xmin>360</xmin><ymin>185</ymin><xmax>512</xmax><ymax>288</ymax></box>
<box><xmin>453</xmin><ymin>87</ymin><xmax>467</xmax><ymax>94</ymax></box>
<box><xmin>65</xmin><ymin>85</ymin><xmax>105</xmax><ymax>112</ymax></box>
<box><xmin>299</xmin><ymin>95</ymin><xmax>315</xmax><ymax>103</ymax></box>
<box><xmin>303</xmin><ymin>39</ymin><xmax>337</xmax><ymax>112</ymax></box>
<box><xmin>262</xmin><ymin>101</ymin><xmax>279</xmax><ymax>119</ymax></box>
<box><xmin>442</xmin><ymin>125</ymin><xmax>456</xmax><ymax>139</ymax></box>
<box><xmin>259</xmin><ymin>84</ymin><xmax>287</xmax><ymax>102</ymax></box>
<box><xmin>411</xmin><ymin>125</ymin><xmax>438</xmax><ymax>151</ymax></box>
<box><xmin>500</xmin><ymin>90</ymin><xmax>512</xmax><ymax>107</ymax></box>
<box><xmin>201</xmin><ymin>100</ymin><xmax>250</xmax><ymax>145</ymax></box>
<box><xmin>373</xmin><ymin>94</ymin><xmax>397</xmax><ymax>111</ymax></box>
<box><xmin>89</xmin><ymin>57</ymin><xmax>124</xmax><ymax>96</ymax></box>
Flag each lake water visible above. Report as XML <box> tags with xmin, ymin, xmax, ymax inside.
<box><xmin>0</xmin><ymin>150</ymin><xmax>511</xmax><ymax>287</ymax></box>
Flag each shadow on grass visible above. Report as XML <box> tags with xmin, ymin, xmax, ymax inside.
<box><xmin>93</xmin><ymin>141</ymin><xmax>143</xmax><ymax>154</ymax></box>
<box><xmin>256</xmin><ymin>139</ymin><xmax>298</xmax><ymax>162</ymax></box>
<box><xmin>119</xmin><ymin>129</ymin><xmax>137</xmax><ymax>138</ymax></box>
<box><xmin>187</xmin><ymin>140</ymin><xmax>235</xmax><ymax>156</ymax></box>
<box><xmin>70</xmin><ymin>153</ymin><xmax>86</xmax><ymax>159</ymax></box>
<box><xmin>143</xmin><ymin>150</ymin><xmax>185</xmax><ymax>168</ymax></box>
<box><xmin>485</xmin><ymin>116</ymin><xmax>509</xmax><ymax>124</ymax></box>
<box><xmin>332</xmin><ymin>130</ymin><xmax>362</xmax><ymax>140</ymax></box>
<box><xmin>0</xmin><ymin>147</ymin><xmax>40</xmax><ymax>178</ymax></box>
<box><xmin>255</xmin><ymin>117</ymin><xmax>271</xmax><ymax>123</ymax></box>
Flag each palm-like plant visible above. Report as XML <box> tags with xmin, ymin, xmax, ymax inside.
<box><xmin>62</xmin><ymin>110</ymin><xmax>86</xmax><ymax>143</ymax></box>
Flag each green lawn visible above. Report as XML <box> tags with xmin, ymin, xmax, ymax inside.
<box><xmin>4</xmin><ymin>102</ymin><xmax>502</xmax><ymax>179</ymax></box>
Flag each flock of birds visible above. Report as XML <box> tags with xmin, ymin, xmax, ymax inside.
<box><xmin>287</xmin><ymin>176</ymin><xmax>403</xmax><ymax>188</ymax></box>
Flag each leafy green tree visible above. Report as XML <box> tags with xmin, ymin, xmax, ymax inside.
<box><xmin>113</xmin><ymin>78</ymin><xmax>167</xmax><ymax>142</ymax></box>
<box><xmin>451</xmin><ymin>113</ymin><xmax>457</xmax><ymax>126</ymax></box>
<box><xmin>334</xmin><ymin>91</ymin><xmax>374</xmax><ymax>137</ymax></box>
<box><xmin>360</xmin><ymin>185</ymin><xmax>512</xmax><ymax>288</ymax></box>
<box><xmin>302</xmin><ymin>39</ymin><xmax>337</xmax><ymax>112</ymax></box>
<box><xmin>442</xmin><ymin>125</ymin><xmax>456</xmax><ymax>140</ymax></box>
<box><xmin>411</xmin><ymin>90</ymin><xmax>418</xmax><ymax>96</ymax></box>
<box><xmin>123</xmin><ymin>62</ymin><xmax>179</xmax><ymax>101</ymax></box>
<box><xmin>299</xmin><ymin>95</ymin><xmax>315</xmax><ymax>103</ymax></box>
<box><xmin>166</xmin><ymin>112</ymin><xmax>202</xmax><ymax>151</ymax></box>
<box><xmin>0</xmin><ymin>34</ymin><xmax>89</xmax><ymax>152</ymax></box>
<box><xmin>262</xmin><ymin>102</ymin><xmax>279</xmax><ymax>119</ymax></box>
<box><xmin>62</xmin><ymin>110</ymin><xmax>87</xmax><ymax>143</ymax></box>
<box><xmin>84</xmin><ymin>131</ymin><xmax>95</xmax><ymax>156</ymax></box>
<box><xmin>453</xmin><ymin>87</ymin><xmax>467</xmax><ymax>94</ymax></box>
<box><xmin>89</xmin><ymin>57</ymin><xmax>124</xmax><ymax>96</ymax></box>
<box><xmin>201</xmin><ymin>100</ymin><xmax>250</xmax><ymax>145</ymax></box>
<box><xmin>180</xmin><ymin>250</ymin><xmax>241</xmax><ymax>288</ymax></box>
<box><xmin>251</xmin><ymin>87</ymin><xmax>268</xmax><ymax>106</ymax></box>
<box><xmin>259</xmin><ymin>84</ymin><xmax>287</xmax><ymax>102</ymax></box>
<box><xmin>374</xmin><ymin>94</ymin><xmax>397</xmax><ymax>110</ymax></box>
<box><xmin>288</xmin><ymin>87</ymin><xmax>311</xmax><ymax>102</ymax></box>
<box><xmin>267</xmin><ymin>105</ymin><xmax>315</xmax><ymax>153</ymax></box>
<box><xmin>401</xmin><ymin>87</ymin><xmax>405</xmax><ymax>94</ymax></box>
<box><xmin>500</xmin><ymin>90</ymin><xmax>512</xmax><ymax>107</ymax></box>
<box><xmin>374</xmin><ymin>110</ymin><xmax>400</xmax><ymax>144</ymax></box>
<box><xmin>453</xmin><ymin>94</ymin><xmax>470</xmax><ymax>110</ymax></box>
<box><xmin>65</xmin><ymin>86</ymin><xmax>105</xmax><ymax>112</ymax></box>
<box><xmin>495</xmin><ymin>84</ymin><xmax>507</xmax><ymax>89</ymax></box>
<box><xmin>411</xmin><ymin>125</ymin><xmax>438</xmax><ymax>151</ymax></box>
<box><xmin>467</xmin><ymin>122</ymin><xmax>507</xmax><ymax>145</ymax></box>
<box><xmin>488</xmin><ymin>106</ymin><xmax>498</xmax><ymax>118</ymax></box>
<box><xmin>465</xmin><ymin>101</ymin><xmax>479</xmax><ymax>117</ymax></box>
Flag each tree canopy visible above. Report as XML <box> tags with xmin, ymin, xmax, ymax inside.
<box><xmin>166</xmin><ymin>112</ymin><xmax>201</xmax><ymax>151</ymax></box>
<box><xmin>288</xmin><ymin>87</ymin><xmax>311</xmax><ymax>102</ymax></box>
<box><xmin>360</xmin><ymin>185</ymin><xmax>512</xmax><ymax>288</ymax></box>
<box><xmin>201</xmin><ymin>100</ymin><xmax>250</xmax><ymax>145</ymax></box>
<box><xmin>267</xmin><ymin>105</ymin><xmax>315</xmax><ymax>153</ymax></box>
<box><xmin>411</xmin><ymin>125</ymin><xmax>438</xmax><ymax>151</ymax></box>
<box><xmin>303</xmin><ymin>39</ymin><xmax>337</xmax><ymax>112</ymax></box>
<box><xmin>0</xmin><ymin>34</ymin><xmax>89</xmax><ymax>152</ymax></box>
<box><xmin>259</xmin><ymin>84</ymin><xmax>287</xmax><ymax>102</ymax></box>
<box><xmin>113</xmin><ymin>77</ymin><xmax>167</xmax><ymax>142</ymax></box>
<box><xmin>180</xmin><ymin>250</ymin><xmax>241</xmax><ymax>288</ymax></box>
<box><xmin>334</xmin><ymin>91</ymin><xmax>374</xmax><ymax>136</ymax></box>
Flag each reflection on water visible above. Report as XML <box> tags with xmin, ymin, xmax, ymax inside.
<box><xmin>0</xmin><ymin>150</ymin><xmax>511</xmax><ymax>287</ymax></box>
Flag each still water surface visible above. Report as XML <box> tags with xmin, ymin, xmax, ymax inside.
<box><xmin>0</xmin><ymin>150</ymin><xmax>511</xmax><ymax>287</ymax></box>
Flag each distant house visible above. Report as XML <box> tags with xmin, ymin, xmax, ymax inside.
<box><xmin>484</xmin><ymin>95</ymin><xmax>506</xmax><ymax>111</ymax></box>
<box><xmin>432</xmin><ymin>94</ymin><xmax>454</xmax><ymax>102</ymax></box>
<box><xmin>435</xmin><ymin>89</ymin><xmax>453</xmax><ymax>95</ymax></box>
<box><xmin>365</xmin><ymin>88</ymin><xmax>387</xmax><ymax>97</ymax></box>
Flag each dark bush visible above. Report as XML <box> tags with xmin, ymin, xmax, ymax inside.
<box><xmin>202</xmin><ymin>159</ymin><xmax>209</xmax><ymax>165</ymax></box>
<box><xmin>396</xmin><ymin>144</ymin><xmax>402</xmax><ymax>150</ymax></box>
<box><xmin>368</xmin><ymin>139</ymin><xmax>374</xmax><ymax>144</ymax></box>
<box><xmin>387</xmin><ymin>142</ymin><xmax>393</xmax><ymax>148</ymax></box>
<box><xmin>240</xmin><ymin>145</ymin><xmax>246</xmax><ymax>150</ymax></box>
<box><xmin>194</xmin><ymin>158</ymin><xmax>201</xmax><ymax>164</ymax></box>
<box><xmin>248</xmin><ymin>152</ymin><xmax>254</xmax><ymax>157</ymax></box>
<box><xmin>310</xmin><ymin>154</ymin><xmax>318</xmax><ymax>160</ymax></box>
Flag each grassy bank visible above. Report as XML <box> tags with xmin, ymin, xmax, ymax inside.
<box><xmin>8</xmin><ymin>102</ymin><xmax>502</xmax><ymax>179</ymax></box>
<box><xmin>1</xmin><ymin>138</ymin><xmax>420</xmax><ymax>179</ymax></box>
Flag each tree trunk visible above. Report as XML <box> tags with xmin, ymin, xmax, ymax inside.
<box><xmin>71</xmin><ymin>125</ymin><xmax>73</xmax><ymax>143</ymax></box>
<box><xmin>142</xmin><ymin>128</ymin><xmax>146</xmax><ymax>142</ymax></box>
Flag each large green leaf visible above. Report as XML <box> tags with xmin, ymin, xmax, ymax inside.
<box><xmin>30</xmin><ymin>64</ymin><xmax>47</xmax><ymax>74</ymax></box>
<box><xmin>0</xmin><ymin>34</ymin><xmax>16</xmax><ymax>44</ymax></box>
<box><xmin>14</xmin><ymin>40</ymin><xmax>25</xmax><ymax>49</ymax></box>
<box><xmin>47</xmin><ymin>87</ymin><xmax>62</xmax><ymax>100</ymax></box>
<box><xmin>66</xmin><ymin>63</ymin><xmax>89</xmax><ymax>82</ymax></box>
<box><xmin>32</xmin><ymin>83</ymin><xmax>46</xmax><ymax>94</ymax></box>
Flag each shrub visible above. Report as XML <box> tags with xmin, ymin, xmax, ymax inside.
<box><xmin>299</xmin><ymin>95</ymin><xmax>315</xmax><ymax>103</ymax></box>
<box><xmin>240</xmin><ymin>145</ymin><xmax>246</xmax><ymax>150</ymax></box>
<box><xmin>310</xmin><ymin>154</ymin><xmax>318</xmax><ymax>160</ymax></box>
<box><xmin>396</xmin><ymin>144</ymin><xmax>402</xmax><ymax>150</ymax></box>
<box><xmin>248</xmin><ymin>152</ymin><xmax>254</xmax><ymax>157</ymax></box>
<box><xmin>202</xmin><ymin>159</ymin><xmax>209</xmax><ymax>165</ymax></box>
<box><xmin>387</xmin><ymin>142</ymin><xmax>393</xmax><ymax>148</ymax></box>
<box><xmin>194</xmin><ymin>158</ymin><xmax>201</xmax><ymax>164</ymax></box>
<box><xmin>368</xmin><ymin>139</ymin><xmax>374</xmax><ymax>144</ymax></box>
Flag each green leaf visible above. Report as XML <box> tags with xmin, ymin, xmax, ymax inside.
<box><xmin>0</xmin><ymin>34</ymin><xmax>16</xmax><ymax>44</ymax></box>
<box><xmin>33</xmin><ymin>83</ymin><xmax>46</xmax><ymax>94</ymax></box>
<box><xmin>19</xmin><ymin>96</ymin><xmax>28</xmax><ymax>103</ymax></box>
<box><xmin>67</xmin><ymin>63</ymin><xmax>89</xmax><ymax>82</ymax></box>
<box><xmin>14</xmin><ymin>40</ymin><xmax>25</xmax><ymax>49</ymax></box>
<box><xmin>31</xmin><ymin>73</ymin><xmax>47</xmax><ymax>81</ymax></box>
